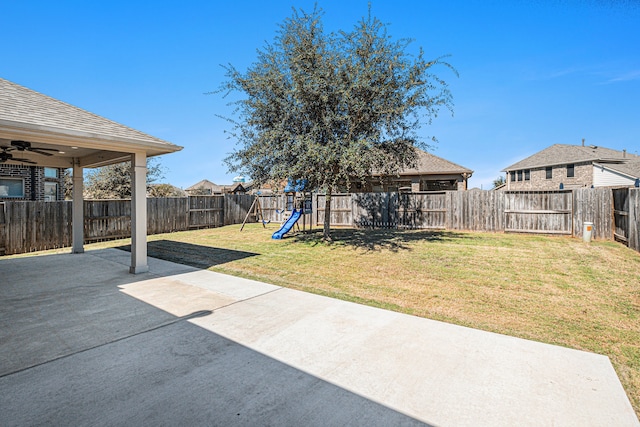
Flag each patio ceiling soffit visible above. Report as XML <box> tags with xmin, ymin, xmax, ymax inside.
<box><xmin>0</xmin><ymin>119</ymin><xmax>178</xmax><ymax>169</ymax></box>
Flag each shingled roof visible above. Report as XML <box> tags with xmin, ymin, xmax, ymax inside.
<box><xmin>597</xmin><ymin>158</ymin><xmax>640</xmax><ymax>179</ymax></box>
<box><xmin>0</xmin><ymin>77</ymin><xmax>181</xmax><ymax>160</ymax></box>
<box><xmin>185</xmin><ymin>179</ymin><xmax>220</xmax><ymax>192</ymax></box>
<box><xmin>381</xmin><ymin>149</ymin><xmax>473</xmax><ymax>176</ymax></box>
<box><xmin>503</xmin><ymin>144</ymin><xmax>636</xmax><ymax>171</ymax></box>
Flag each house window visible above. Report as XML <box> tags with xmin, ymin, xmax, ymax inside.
<box><xmin>44</xmin><ymin>167</ymin><xmax>58</xmax><ymax>178</ymax></box>
<box><xmin>510</xmin><ymin>171</ymin><xmax>516</xmax><ymax>182</ymax></box>
<box><xmin>524</xmin><ymin>170</ymin><xmax>530</xmax><ymax>181</ymax></box>
<box><xmin>517</xmin><ymin>170</ymin><xmax>523</xmax><ymax>181</ymax></box>
<box><xmin>567</xmin><ymin>164</ymin><xmax>575</xmax><ymax>178</ymax></box>
<box><xmin>546</xmin><ymin>167</ymin><xmax>552</xmax><ymax>179</ymax></box>
<box><xmin>44</xmin><ymin>182</ymin><xmax>58</xmax><ymax>201</ymax></box>
<box><xmin>0</xmin><ymin>178</ymin><xmax>25</xmax><ymax>197</ymax></box>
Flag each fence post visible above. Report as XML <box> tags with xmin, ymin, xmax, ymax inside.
<box><xmin>0</xmin><ymin>202</ymin><xmax>6</xmax><ymax>255</ymax></box>
<box><xmin>629</xmin><ymin>188</ymin><xmax>639</xmax><ymax>251</ymax></box>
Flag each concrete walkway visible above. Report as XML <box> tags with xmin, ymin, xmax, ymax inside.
<box><xmin>0</xmin><ymin>249</ymin><xmax>637</xmax><ymax>426</ymax></box>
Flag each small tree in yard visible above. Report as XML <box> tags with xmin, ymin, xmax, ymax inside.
<box><xmin>221</xmin><ymin>6</ymin><xmax>455</xmax><ymax>240</ymax></box>
<box><xmin>84</xmin><ymin>158</ymin><xmax>165</xmax><ymax>199</ymax></box>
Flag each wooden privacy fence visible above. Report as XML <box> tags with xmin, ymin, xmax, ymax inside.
<box><xmin>0</xmin><ymin>195</ymin><xmax>253</xmax><ymax>255</ymax></box>
<box><xmin>0</xmin><ymin>203</ymin><xmax>5</xmax><ymax>254</ymax></box>
<box><xmin>613</xmin><ymin>188</ymin><xmax>630</xmax><ymax>245</ymax></box>
<box><xmin>613</xmin><ymin>188</ymin><xmax>640</xmax><ymax>251</ymax></box>
<box><xmin>258</xmin><ymin>195</ymin><xmax>286</xmax><ymax>223</ymax></box>
<box><xmin>1</xmin><ymin>189</ymin><xmax>639</xmax><ymax>256</ymax></box>
<box><xmin>259</xmin><ymin>187</ymin><xmax>634</xmax><ymax>245</ymax></box>
<box><xmin>629</xmin><ymin>188</ymin><xmax>640</xmax><ymax>251</ymax></box>
<box><xmin>1</xmin><ymin>201</ymin><xmax>73</xmax><ymax>255</ymax></box>
<box><xmin>84</xmin><ymin>198</ymin><xmax>190</xmax><ymax>242</ymax></box>
<box><xmin>188</xmin><ymin>196</ymin><xmax>223</xmax><ymax>229</ymax></box>
<box><xmin>503</xmin><ymin>190</ymin><xmax>573</xmax><ymax>234</ymax></box>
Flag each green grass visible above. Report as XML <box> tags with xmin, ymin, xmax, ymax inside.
<box><xmin>11</xmin><ymin>224</ymin><xmax>640</xmax><ymax>417</ymax></box>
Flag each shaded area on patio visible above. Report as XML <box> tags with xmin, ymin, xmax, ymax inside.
<box><xmin>116</xmin><ymin>239</ymin><xmax>259</xmax><ymax>269</ymax></box>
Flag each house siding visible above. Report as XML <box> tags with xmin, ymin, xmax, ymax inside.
<box><xmin>593</xmin><ymin>165</ymin><xmax>636</xmax><ymax>187</ymax></box>
<box><xmin>507</xmin><ymin>162</ymin><xmax>592</xmax><ymax>190</ymax></box>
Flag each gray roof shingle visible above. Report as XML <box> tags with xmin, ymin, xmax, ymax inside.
<box><xmin>0</xmin><ymin>77</ymin><xmax>177</xmax><ymax>148</ymax></box>
<box><xmin>503</xmin><ymin>144</ymin><xmax>638</xmax><ymax>171</ymax></box>
<box><xmin>598</xmin><ymin>158</ymin><xmax>640</xmax><ymax>179</ymax></box>
<box><xmin>374</xmin><ymin>149</ymin><xmax>473</xmax><ymax>176</ymax></box>
<box><xmin>185</xmin><ymin>179</ymin><xmax>219</xmax><ymax>191</ymax></box>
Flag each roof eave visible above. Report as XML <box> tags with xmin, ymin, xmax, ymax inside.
<box><xmin>593</xmin><ymin>162</ymin><xmax>640</xmax><ymax>180</ymax></box>
<box><xmin>371</xmin><ymin>170</ymin><xmax>473</xmax><ymax>177</ymax></box>
<box><xmin>0</xmin><ymin>119</ymin><xmax>183</xmax><ymax>156</ymax></box>
<box><xmin>502</xmin><ymin>158</ymin><xmax>600</xmax><ymax>172</ymax></box>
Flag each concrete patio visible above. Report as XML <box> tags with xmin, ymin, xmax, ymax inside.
<box><xmin>0</xmin><ymin>248</ymin><xmax>638</xmax><ymax>426</ymax></box>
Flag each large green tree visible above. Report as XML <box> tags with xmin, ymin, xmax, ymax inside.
<box><xmin>83</xmin><ymin>158</ymin><xmax>165</xmax><ymax>199</ymax></box>
<box><xmin>492</xmin><ymin>175</ymin><xmax>506</xmax><ymax>189</ymax></box>
<box><xmin>222</xmin><ymin>6</ymin><xmax>455</xmax><ymax>239</ymax></box>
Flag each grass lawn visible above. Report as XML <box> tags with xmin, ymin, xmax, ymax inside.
<box><xmin>17</xmin><ymin>223</ymin><xmax>640</xmax><ymax>416</ymax></box>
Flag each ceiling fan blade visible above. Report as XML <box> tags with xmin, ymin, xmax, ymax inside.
<box><xmin>13</xmin><ymin>157</ymin><xmax>37</xmax><ymax>164</ymax></box>
<box><xmin>31</xmin><ymin>147</ymin><xmax>59</xmax><ymax>152</ymax></box>
<box><xmin>29</xmin><ymin>148</ymin><xmax>54</xmax><ymax>156</ymax></box>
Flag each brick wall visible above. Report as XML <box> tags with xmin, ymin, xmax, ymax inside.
<box><xmin>0</xmin><ymin>164</ymin><xmax>31</xmax><ymax>200</ymax></box>
<box><xmin>507</xmin><ymin>162</ymin><xmax>592</xmax><ymax>190</ymax></box>
<box><xmin>0</xmin><ymin>165</ymin><xmax>64</xmax><ymax>201</ymax></box>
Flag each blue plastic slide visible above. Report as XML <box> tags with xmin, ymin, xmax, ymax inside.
<box><xmin>272</xmin><ymin>209</ymin><xmax>302</xmax><ymax>239</ymax></box>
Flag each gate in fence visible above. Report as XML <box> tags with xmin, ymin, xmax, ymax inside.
<box><xmin>503</xmin><ymin>190</ymin><xmax>573</xmax><ymax>235</ymax></box>
<box><xmin>613</xmin><ymin>188</ymin><xmax>630</xmax><ymax>245</ymax></box>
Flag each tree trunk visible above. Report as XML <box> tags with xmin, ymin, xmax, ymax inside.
<box><xmin>323</xmin><ymin>189</ymin><xmax>332</xmax><ymax>241</ymax></box>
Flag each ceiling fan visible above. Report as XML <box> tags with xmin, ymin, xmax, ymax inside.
<box><xmin>10</xmin><ymin>140</ymin><xmax>60</xmax><ymax>156</ymax></box>
<box><xmin>0</xmin><ymin>147</ymin><xmax>37</xmax><ymax>164</ymax></box>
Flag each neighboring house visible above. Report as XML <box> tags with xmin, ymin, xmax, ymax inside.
<box><xmin>185</xmin><ymin>179</ymin><xmax>247</xmax><ymax>195</ymax></box>
<box><xmin>349</xmin><ymin>149</ymin><xmax>473</xmax><ymax>193</ymax></box>
<box><xmin>241</xmin><ymin>150</ymin><xmax>473</xmax><ymax>195</ymax></box>
<box><xmin>0</xmin><ymin>163</ymin><xmax>65</xmax><ymax>201</ymax></box>
<box><xmin>185</xmin><ymin>179</ymin><xmax>218</xmax><ymax>195</ymax></box>
<box><xmin>593</xmin><ymin>157</ymin><xmax>640</xmax><ymax>188</ymax></box>
<box><xmin>247</xmin><ymin>179</ymin><xmax>287</xmax><ymax>195</ymax></box>
<box><xmin>502</xmin><ymin>143</ymin><xmax>640</xmax><ymax>190</ymax></box>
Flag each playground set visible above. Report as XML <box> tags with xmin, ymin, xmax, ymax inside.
<box><xmin>239</xmin><ymin>179</ymin><xmax>312</xmax><ymax>239</ymax></box>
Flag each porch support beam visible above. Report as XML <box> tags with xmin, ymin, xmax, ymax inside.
<box><xmin>129</xmin><ymin>151</ymin><xmax>148</xmax><ymax>274</ymax></box>
<box><xmin>71</xmin><ymin>159</ymin><xmax>84</xmax><ymax>253</ymax></box>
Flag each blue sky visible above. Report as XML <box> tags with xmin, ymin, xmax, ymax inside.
<box><xmin>2</xmin><ymin>0</ymin><xmax>639</xmax><ymax>189</ymax></box>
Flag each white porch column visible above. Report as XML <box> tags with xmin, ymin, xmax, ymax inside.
<box><xmin>129</xmin><ymin>151</ymin><xmax>149</xmax><ymax>274</ymax></box>
<box><xmin>72</xmin><ymin>160</ymin><xmax>84</xmax><ymax>254</ymax></box>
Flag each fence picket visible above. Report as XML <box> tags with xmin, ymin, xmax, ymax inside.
<box><xmin>1</xmin><ymin>189</ymin><xmax>639</xmax><ymax>256</ymax></box>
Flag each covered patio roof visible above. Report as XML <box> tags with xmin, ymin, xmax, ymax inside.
<box><xmin>0</xmin><ymin>77</ymin><xmax>183</xmax><ymax>273</ymax></box>
<box><xmin>0</xmin><ymin>77</ymin><xmax>181</xmax><ymax>168</ymax></box>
